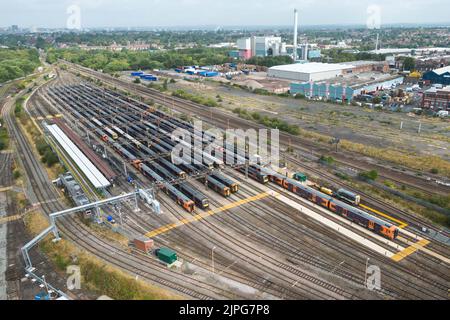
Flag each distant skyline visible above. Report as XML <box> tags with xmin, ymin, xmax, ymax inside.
<box><xmin>1</xmin><ymin>0</ymin><xmax>450</xmax><ymax>29</ymax></box>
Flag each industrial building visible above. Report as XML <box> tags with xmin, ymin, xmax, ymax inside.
<box><xmin>422</xmin><ymin>66</ymin><xmax>450</xmax><ymax>85</ymax></box>
<box><xmin>422</xmin><ymin>86</ymin><xmax>450</xmax><ymax>110</ymax></box>
<box><xmin>290</xmin><ymin>73</ymin><xmax>404</xmax><ymax>101</ymax></box>
<box><xmin>236</xmin><ymin>38</ymin><xmax>252</xmax><ymax>59</ymax></box>
<box><xmin>268</xmin><ymin>62</ymin><xmax>354</xmax><ymax>82</ymax></box>
<box><xmin>236</xmin><ymin>36</ymin><xmax>287</xmax><ymax>58</ymax></box>
<box><xmin>285</xmin><ymin>44</ymin><xmax>321</xmax><ymax>61</ymax></box>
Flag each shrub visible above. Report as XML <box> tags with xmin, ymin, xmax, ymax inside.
<box><xmin>319</xmin><ymin>155</ymin><xmax>335</xmax><ymax>165</ymax></box>
<box><xmin>359</xmin><ymin>170</ymin><xmax>379</xmax><ymax>181</ymax></box>
<box><xmin>13</xmin><ymin>170</ymin><xmax>21</xmax><ymax>180</ymax></box>
<box><xmin>430</xmin><ymin>168</ymin><xmax>439</xmax><ymax>174</ymax></box>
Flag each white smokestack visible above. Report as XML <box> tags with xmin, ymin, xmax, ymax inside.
<box><xmin>375</xmin><ymin>33</ymin><xmax>379</xmax><ymax>52</ymax></box>
<box><xmin>293</xmin><ymin>9</ymin><xmax>298</xmax><ymax>61</ymax></box>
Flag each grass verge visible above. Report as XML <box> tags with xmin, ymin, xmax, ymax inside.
<box><xmin>24</xmin><ymin>211</ymin><xmax>184</xmax><ymax>300</ymax></box>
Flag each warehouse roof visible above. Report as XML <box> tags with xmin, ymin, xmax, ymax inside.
<box><xmin>269</xmin><ymin>62</ymin><xmax>353</xmax><ymax>74</ymax></box>
<box><xmin>46</xmin><ymin>124</ymin><xmax>111</xmax><ymax>189</ymax></box>
<box><xmin>340</xmin><ymin>60</ymin><xmax>383</xmax><ymax>67</ymax></box>
<box><xmin>432</xmin><ymin>65</ymin><xmax>450</xmax><ymax>75</ymax></box>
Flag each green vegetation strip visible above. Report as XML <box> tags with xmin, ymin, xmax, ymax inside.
<box><xmin>25</xmin><ymin>213</ymin><xmax>181</xmax><ymax>300</ymax></box>
<box><xmin>173</xmin><ymin>89</ymin><xmax>219</xmax><ymax>108</ymax></box>
<box><xmin>0</xmin><ymin>118</ymin><xmax>9</xmax><ymax>150</ymax></box>
<box><xmin>0</xmin><ymin>48</ymin><xmax>41</xmax><ymax>83</ymax></box>
<box><xmin>47</xmin><ymin>47</ymin><xmax>232</xmax><ymax>72</ymax></box>
<box><xmin>232</xmin><ymin>107</ymin><xmax>300</xmax><ymax>135</ymax></box>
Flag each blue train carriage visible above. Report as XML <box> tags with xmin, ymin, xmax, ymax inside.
<box><xmin>329</xmin><ymin>200</ymin><xmax>399</xmax><ymax>240</ymax></box>
<box><xmin>139</xmin><ymin>163</ymin><xmax>195</xmax><ymax>213</ymax></box>
<box><xmin>204</xmin><ymin>175</ymin><xmax>231</xmax><ymax>197</ymax></box>
<box><xmin>335</xmin><ymin>188</ymin><xmax>361</xmax><ymax>206</ymax></box>
<box><xmin>211</xmin><ymin>173</ymin><xmax>239</xmax><ymax>193</ymax></box>
<box><xmin>236</xmin><ymin>166</ymin><xmax>269</xmax><ymax>184</ymax></box>
<box><xmin>178</xmin><ymin>183</ymin><xmax>210</xmax><ymax>210</ymax></box>
<box><xmin>267</xmin><ymin>171</ymin><xmax>398</xmax><ymax>240</ymax></box>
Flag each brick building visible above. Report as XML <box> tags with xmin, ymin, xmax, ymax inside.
<box><xmin>422</xmin><ymin>86</ymin><xmax>450</xmax><ymax>110</ymax></box>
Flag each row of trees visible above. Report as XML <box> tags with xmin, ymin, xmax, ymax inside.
<box><xmin>47</xmin><ymin>47</ymin><xmax>233</xmax><ymax>73</ymax></box>
<box><xmin>0</xmin><ymin>48</ymin><xmax>40</xmax><ymax>83</ymax></box>
<box><xmin>245</xmin><ymin>55</ymin><xmax>293</xmax><ymax>68</ymax></box>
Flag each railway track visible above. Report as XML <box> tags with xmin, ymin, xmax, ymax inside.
<box><xmin>36</xmin><ymin>74</ymin><xmax>345</xmax><ymax>300</ymax></box>
<box><xmin>63</xmin><ymin>62</ymin><xmax>449</xmax><ymax>197</ymax></box>
<box><xmin>41</xmin><ymin>78</ymin><xmax>364</xmax><ymax>299</ymax></box>
<box><xmin>210</xmin><ymin>174</ymin><xmax>449</xmax><ymax>299</ymax></box>
<box><xmin>5</xmin><ymin>84</ymin><xmax>235</xmax><ymax>300</ymax></box>
<box><xmin>286</xmin><ymin>156</ymin><xmax>450</xmax><ymax>242</ymax></box>
<box><xmin>34</xmin><ymin>70</ymin><xmax>446</xmax><ymax>300</ymax></box>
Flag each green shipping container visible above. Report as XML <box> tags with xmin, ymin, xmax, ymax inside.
<box><xmin>293</xmin><ymin>173</ymin><xmax>307</xmax><ymax>182</ymax></box>
<box><xmin>157</xmin><ymin>247</ymin><xmax>178</xmax><ymax>264</ymax></box>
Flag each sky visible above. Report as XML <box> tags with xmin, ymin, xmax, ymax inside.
<box><xmin>1</xmin><ymin>0</ymin><xmax>450</xmax><ymax>29</ymax></box>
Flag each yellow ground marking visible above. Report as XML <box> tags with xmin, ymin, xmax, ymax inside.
<box><xmin>35</xmin><ymin>114</ymin><xmax>62</xmax><ymax>121</ymax></box>
<box><xmin>0</xmin><ymin>214</ymin><xmax>22</xmax><ymax>225</ymax></box>
<box><xmin>360</xmin><ymin>204</ymin><xmax>408</xmax><ymax>228</ymax></box>
<box><xmin>391</xmin><ymin>239</ymin><xmax>430</xmax><ymax>262</ymax></box>
<box><xmin>145</xmin><ymin>192</ymin><xmax>271</xmax><ymax>238</ymax></box>
<box><xmin>0</xmin><ymin>186</ymin><xmax>13</xmax><ymax>192</ymax></box>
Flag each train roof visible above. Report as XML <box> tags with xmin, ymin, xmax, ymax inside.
<box><xmin>267</xmin><ymin>170</ymin><xmax>394</xmax><ymax>228</ymax></box>
<box><xmin>47</xmin><ymin>124</ymin><xmax>111</xmax><ymax>189</ymax></box>
<box><xmin>337</xmin><ymin>188</ymin><xmax>358</xmax><ymax>197</ymax></box>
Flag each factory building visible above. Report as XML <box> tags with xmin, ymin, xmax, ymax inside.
<box><xmin>341</xmin><ymin>60</ymin><xmax>390</xmax><ymax>74</ymax></box>
<box><xmin>236</xmin><ymin>36</ymin><xmax>287</xmax><ymax>58</ymax></box>
<box><xmin>285</xmin><ymin>45</ymin><xmax>322</xmax><ymax>60</ymax></box>
<box><xmin>268</xmin><ymin>62</ymin><xmax>353</xmax><ymax>82</ymax></box>
<box><xmin>290</xmin><ymin>74</ymin><xmax>404</xmax><ymax>101</ymax></box>
<box><xmin>251</xmin><ymin>36</ymin><xmax>286</xmax><ymax>57</ymax></box>
<box><xmin>237</xmin><ymin>38</ymin><xmax>252</xmax><ymax>59</ymax></box>
<box><xmin>422</xmin><ymin>66</ymin><xmax>450</xmax><ymax>85</ymax></box>
<box><xmin>422</xmin><ymin>86</ymin><xmax>450</xmax><ymax>110</ymax></box>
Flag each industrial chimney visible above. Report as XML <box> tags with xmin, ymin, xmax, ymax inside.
<box><xmin>293</xmin><ymin>9</ymin><xmax>298</xmax><ymax>61</ymax></box>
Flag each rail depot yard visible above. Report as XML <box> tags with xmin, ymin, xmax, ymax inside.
<box><xmin>0</xmin><ymin>1</ymin><xmax>449</xmax><ymax>311</ymax></box>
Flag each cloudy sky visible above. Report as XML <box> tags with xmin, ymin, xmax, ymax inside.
<box><xmin>1</xmin><ymin>0</ymin><xmax>449</xmax><ymax>28</ymax></box>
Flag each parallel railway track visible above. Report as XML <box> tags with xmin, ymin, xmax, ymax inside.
<box><xmin>64</xmin><ymin>62</ymin><xmax>449</xmax><ymax>197</ymax></box>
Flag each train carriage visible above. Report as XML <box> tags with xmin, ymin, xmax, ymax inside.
<box><xmin>204</xmin><ymin>176</ymin><xmax>231</xmax><ymax>197</ymax></box>
<box><xmin>178</xmin><ymin>183</ymin><xmax>209</xmax><ymax>210</ymax></box>
<box><xmin>266</xmin><ymin>171</ymin><xmax>398</xmax><ymax>240</ymax></box>
<box><xmin>236</xmin><ymin>166</ymin><xmax>269</xmax><ymax>184</ymax></box>
<box><xmin>211</xmin><ymin>173</ymin><xmax>239</xmax><ymax>193</ymax></box>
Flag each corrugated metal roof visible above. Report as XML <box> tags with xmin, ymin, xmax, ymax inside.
<box><xmin>269</xmin><ymin>62</ymin><xmax>353</xmax><ymax>74</ymax></box>
<box><xmin>46</xmin><ymin>124</ymin><xmax>110</xmax><ymax>189</ymax></box>
<box><xmin>433</xmin><ymin>65</ymin><xmax>450</xmax><ymax>75</ymax></box>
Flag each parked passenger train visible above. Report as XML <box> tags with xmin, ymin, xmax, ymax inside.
<box><xmin>263</xmin><ymin>170</ymin><xmax>398</xmax><ymax>240</ymax></box>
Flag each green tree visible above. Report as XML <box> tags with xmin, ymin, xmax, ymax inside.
<box><xmin>403</xmin><ymin>57</ymin><xmax>416</xmax><ymax>71</ymax></box>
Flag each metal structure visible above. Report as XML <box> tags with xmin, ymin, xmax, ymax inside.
<box><xmin>20</xmin><ymin>188</ymin><xmax>159</xmax><ymax>298</ymax></box>
<box><xmin>293</xmin><ymin>9</ymin><xmax>298</xmax><ymax>61</ymax></box>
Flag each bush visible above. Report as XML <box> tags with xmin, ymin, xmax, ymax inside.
<box><xmin>430</xmin><ymin>168</ymin><xmax>439</xmax><ymax>174</ymax></box>
<box><xmin>319</xmin><ymin>155</ymin><xmax>335</xmax><ymax>165</ymax></box>
<box><xmin>13</xmin><ymin>170</ymin><xmax>21</xmax><ymax>180</ymax></box>
<box><xmin>43</xmin><ymin>150</ymin><xmax>59</xmax><ymax>167</ymax></box>
<box><xmin>335</xmin><ymin>172</ymin><xmax>349</xmax><ymax>180</ymax></box>
<box><xmin>359</xmin><ymin>170</ymin><xmax>379</xmax><ymax>181</ymax></box>
<box><xmin>172</xmin><ymin>89</ymin><xmax>218</xmax><ymax>108</ymax></box>
<box><xmin>232</xmin><ymin>108</ymin><xmax>300</xmax><ymax>135</ymax></box>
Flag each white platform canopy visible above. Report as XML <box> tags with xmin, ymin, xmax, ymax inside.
<box><xmin>46</xmin><ymin>124</ymin><xmax>111</xmax><ymax>189</ymax></box>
